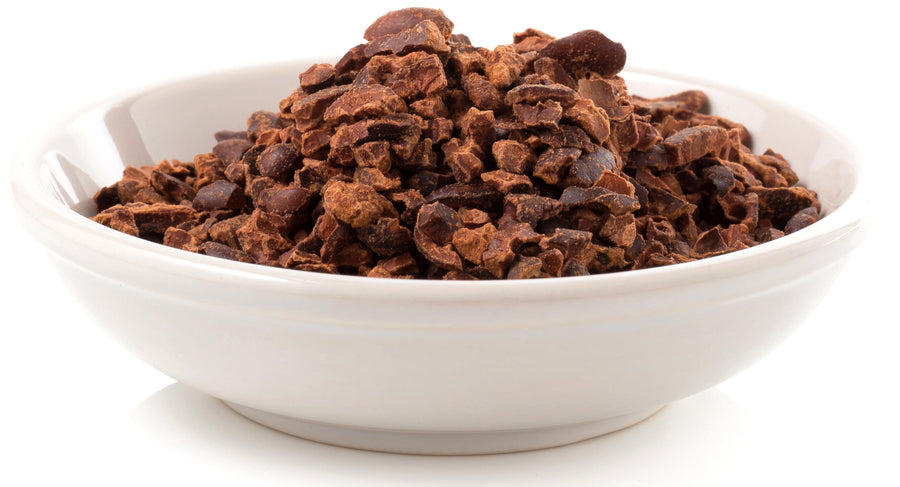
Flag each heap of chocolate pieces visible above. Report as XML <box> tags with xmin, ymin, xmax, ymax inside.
<box><xmin>92</xmin><ymin>8</ymin><xmax>821</xmax><ymax>279</ymax></box>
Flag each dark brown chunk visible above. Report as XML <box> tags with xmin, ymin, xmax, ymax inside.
<box><xmin>354</xmin><ymin>167</ymin><xmax>401</xmax><ymax>191</ymax></box>
<box><xmin>199</xmin><ymin>241</ymin><xmax>253</xmax><ymax>263</ymax></box>
<box><xmin>485</xmin><ymin>45</ymin><xmax>526</xmax><ymax>88</ymax></box>
<box><xmin>539</xmin><ymin>124</ymin><xmax>594</xmax><ymax>151</ymax></box>
<box><xmin>247</xmin><ymin>111</ymin><xmax>282</xmax><ymax>139</ymax></box>
<box><xmin>627</xmin><ymin>144</ymin><xmax>672</xmax><ymax>170</ymax></box>
<box><xmin>120</xmin><ymin>203</ymin><xmax>197</xmax><ymax>235</ymax></box>
<box><xmin>357</xmin><ymin>218</ymin><xmax>414</xmax><ymax>256</ymax></box>
<box><xmin>414</xmin><ymin>202</ymin><xmax>462</xmax><ymax>245</ymax></box>
<box><xmin>563</xmin><ymin>99</ymin><xmax>610</xmax><ymax>143</ymax></box>
<box><xmin>534</xmin><ymin>147</ymin><xmax>581</xmax><ymax>185</ymax></box>
<box><xmin>193</xmin><ymin>153</ymin><xmax>226</xmax><ymax>188</ymax></box>
<box><xmin>481</xmin><ymin>170</ymin><xmax>534</xmax><ymax>194</ymax></box>
<box><xmin>411</xmin><ymin>97</ymin><xmax>449</xmax><ymax>119</ymax></box>
<box><xmin>507</xmin><ymin>255</ymin><xmax>543</xmax><ymax>279</ymax></box>
<box><xmin>236</xmin><ymin>210</ymin><xmax>293</xmax><ymax>263</ymax></box>
<box><xmin>404</xmin><ymin>170</ymin><xmax>451</xmax><ymax>196</ymax></box>
<box><xmin>492</xmin><ymin>139</ymin><xmax>537</xmax><ymax>174</ymax></box>
<box><xmin>291</xmin><ymin>84</ymin><xmax>351</xmax><ymax>131</ymax></box>
<box><xmin>750</xmin><ymin>186</ymin><xmax>820</xmax><ymax>227</ymax></box>
<box><xmin>577</xmin><ymin>78</ymin><xmax>623</xmax><ymax>114</ymax></box>
<box><xmin>663</xmin><ymin>126</ymin><xmax>729</xmax><ymax>167</ymax></box>
<box><xmin>324</xmin><ymin>85</ymin><xmax>407</xmax><ymax>124</ymax></box>
<box><xmin>383</xmin><ymin>52</ymin><xmax>448</xmax><ymax>99</ymax></box>
<box><xmin>691</xmin><ymin>225</ymin><xmax>751</xmax><ymax>259</ymax></box>
<box><xmin>538</xmin><ymin>248</ymin><xmax>565</xmax><ymax>276</ymax></box>
<box><xmin>541</xmin><ymin>228</ymin><xmax>595</xmax><ymax>265</ymax></box>
<box><xmin>93</xmin><ymin>184</ymin><xmax>120</xmax><ymax>212</ymax></box>
<box><xmin>532</xmin><ymin>57</ymin><xmax>576</xmax><ymax>89</ymax></box>
<box><xmin>505</xmin><ymin>83</ymin><xmax>578</xmax><ymax>107</ymax></box>
<box><xmin>559</xmin><ymin>186</ymin><xmax>640</xmax><ymax>214</ymax></box>
<box><xmin>504</xmin><ymin>193</ymin><xmax>562</xmax><ymax>228</ymax></box>
<box><xmin>364</xmin><ymin>8</ymin><xmax>454</xmax><ymax>41</ymax></box>
<box><xmin>461</xmin><ymin>73</ymin><xmax>504</xmax><ymax>110</ymax></box>
<box><xmin>452</xmin><ymin>223</ymin><xmax>496</xmax><ymax>265</ymax></box>
<box><xmin>299</xmin><ymin>128</ymin><xmax>332</xmax><ymax>157</ymax></box>
<box><xmin>322</xmin><ymin>180</ymin><xmax>394</xmax><ymax>229</ymax></box>
<box><xmin>414</xmin><ymin>203</ymin><xmax>464</xmax><ymax>271</ymax></box>
<box><xmin>257</xmin><ymin>186</ymin><xmax>311</xmax><ymax>215</ymax></box>
<box><xmin>443</xmin><ymin>137</ymin><xmax>485</xmax><ymax>184</ymax></box>
<box><xmin>600</xmin><ymin>213</ymin><xmax>637</xmax><ymax>247</ymax></box>
<box><xmin>334</xmin><ymin>43</ymin><xmax>369</xmax><ymax>75</ymax></box>
<box><xmin>595</xmin><ymin>170</ymin><xmax>636</xmax><ymax>196</ymax></box>
<box><xmin>482</xmin><ymin>221</ymin><xmax>541</xmax><ymax>278</ymax></box>
<box><xmin>784</xmin><ymin>207</ymin><xmax>819</xmax><ymax>234</ymax></box>
<box><xmin>513</xmin><ymin>100</ymin><xmax>563</xmax><ymax>128</ymax></box>
<box><xmin>256</xmin><ymin>143</ymin><xmax>301</xmax><ymax>179</ymax></box>
<box><xmin>458</xmin><ymin>107</ymin><xmax>496</xmax><ymax>153</ymax></box>
<box><xmin>213</xmin><ymin>139</ymin><xmax>253</xmax><ymax>166</ymax></box>
<box><xmin>208</xmin><ymin>214</ymin><xmax>248</xmax><ymax>248</ymax></box>
<box><xmin>569</xmin><ymin>148</ymin><xmax>618</xmax><ymax>186</ymax></box>
<box><xmin>193</xmin><ymin>180</ymin><xmax>244</xmax><ymax>212</ymax></box>
<box><xmin>426</xmin><ymin>117</ymin><xmax>454</xmax><ymax>143</ymax></box>
<box><xmin>163</xmin><ymin>227</ymin><xmax>202</xmax><ymax>252</ymax></box>
<box><xmin>150</xmin><ymin>170</ymin><xmax>195</xmax><ymax>202</ymax></box>
<box><xmin>299</xmin><ymin>63</ymin><xmax>336</xmax><ymax>93</ymax></box>
<box><xmin>633</xmin><ymin>90</ymin><xmax>709</xmax><ymax>114</ymax></box>
<box><xmin>561</xmin><ymin>258</ymin><xmax>590</xmax><ymax>277</ymax></box>
<box><xmin>512</xmin><ymin>28</ymin><xmax>555</xmax><ymax>52</ymax></box>
<box><xmin>538</xmin><ymin>30</ymin><xmax>626</xmax><ymax>77</ymax></box>
<box><xmin>92</xmin><ymin>206</ymin><xmax>139</xmax><ymax>236</ymax></box>
<box><xmin>446</xmin><ymin>150</ymin><xmax>484</xmax><ymax>184</ymax></box>
<box><xmin>364</xmin><ymin>20</ymin><xmax>451</xmax><ymax>57</ymax></box>
<box><xmin>425</xmin><ymin>183</ymin><xmax>502</xmax><ymax>210</ymax></box>
<box><xmin>368</xmin><ymin>252</ymin><xmax>420</xmax><ymax>277</ymax></box>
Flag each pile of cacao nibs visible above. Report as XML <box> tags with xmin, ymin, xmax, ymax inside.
<box><xmin>92</xmin><ymin>7</ymin><xmax>821</xmax><ymax>280</ymax></box>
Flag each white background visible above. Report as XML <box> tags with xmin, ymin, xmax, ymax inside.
<box><xmin>1</xmin><ymin>1</ymin><xmax>896</xmax><ymax>485</ymax></box>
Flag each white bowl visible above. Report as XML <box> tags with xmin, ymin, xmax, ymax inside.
<box><xmin>10</xmin><ymin>60</ymin><xmax>870</xmax><ymax>455</ymax></box>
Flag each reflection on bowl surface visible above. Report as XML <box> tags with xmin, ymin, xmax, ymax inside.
<box><xmin>11</xmin><ymin>61</ymin><xmax>869</xmax><ymax>454</ymax></box>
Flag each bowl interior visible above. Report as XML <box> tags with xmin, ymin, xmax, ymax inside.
<box><xmin>31</xmin><ymin>61</ymin><xmax>860</xmax><ymax>234</ymax></box>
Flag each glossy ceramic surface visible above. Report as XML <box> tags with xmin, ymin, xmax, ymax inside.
<box><xmin>10</xmin><ymin>60</ymin><xmax>870</xmax><ymax>454</ymax></box>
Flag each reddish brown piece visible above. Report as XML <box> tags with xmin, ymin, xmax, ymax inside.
<box><xmin>364</xmin><ymin>20</ymin><xmax>451</xmax><ymax>57</ymax></box>
<box><xmin>322</xmin><ymin>180</ymin><xmax>394</xmax><ymax>229</ymax></box>
<box><xmin>504</xmin><ymin>194</ymin><xmax>563</xmax><ymax>228</ymax></box>
<box><xmin>538</xmin><ymin>30</ymin><xmax>626</xmax><ymax>77</ymax></box>
<box><xmin>358</xmin><ymin>218</ymin><xmax>413</xmax><ymax>256</ymax></box>
<box><xmin>213</xmin><ymin>139</ymin><xmax>253</xmax><ymax>166</ymax></box>
<box><xmin>534</xmin><ymin>147</ymin><xmax>581</xmax><ymax>185</ymax></box>
<box><xmin>364</xmin><ymin>8</ymin><xmax>454</xmax><ymax>41</ymax></box>
<box><xmin>506</xmin><ymin>83</ymin><xmax>579</xmax><ymax>107</ymax></box>
<box><xmin>492</xmin><ymin>139</ymin><xmax>537</xmax><ymax>175</ymax></box>
<box><xmin>560</xmin><ymin>186</ymin><xmax>641</xmax><ymax>214</ymax></box>
<box><xmin>663</xmin><ymin>126</ymin><xmax>729</xmax><ymax>167</ymax></box>
<box><xmin>323</xmin><ymin>85</ymin><xmax>407</xmax><ymax>124</ymax></box>
<box><xmin>414</xmin><ymin>203</ymin><xmax>464</xmax><ymax>271</ymax></box>
<box><xmin>299</xmin><ymin>63</ymin><xmax>336</xmax><ymax>93</ymax></box>
<box><xmin>193</xmin><ymin>180</ymin><xmax>244</xmax><ymax>211</ymax></box>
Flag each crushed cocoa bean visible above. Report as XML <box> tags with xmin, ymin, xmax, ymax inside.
<box><xmin>92</xmin><ymin>8</ymin><xmax>822</xmax><ymax>279</ymax></box>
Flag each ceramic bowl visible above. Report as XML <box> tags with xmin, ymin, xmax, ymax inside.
<box><xmin>10</xmin><ymin>60</ymin><xmax>870</xmax><ymax>455</ymax></box>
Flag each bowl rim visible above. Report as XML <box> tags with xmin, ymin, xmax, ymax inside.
<box><xmin>10</xmin><ymin>60</ymin><xmax>872</xmax><ymax>301</ymax></box>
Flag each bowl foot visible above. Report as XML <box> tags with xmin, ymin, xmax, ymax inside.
<box><xmin>223</xmin><ymin>401</ymin><xmax>662</xmax><ymax>455</ymax></box>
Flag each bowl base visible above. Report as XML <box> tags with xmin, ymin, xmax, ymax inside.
<box><xmin>223</xmin><ymin>401</ymin><xmax>663</xmax><ymax>455</ymax></box>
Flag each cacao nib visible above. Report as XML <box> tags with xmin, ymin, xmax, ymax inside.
<box><xmin>91</xmin><ymin>8</ymin><xmax>821</xmax><ymax>279</ymax></box>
